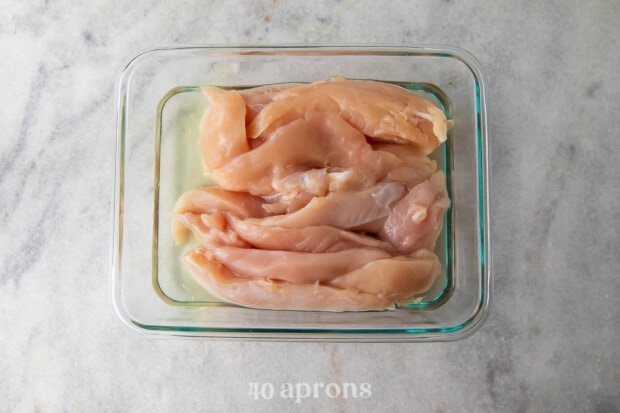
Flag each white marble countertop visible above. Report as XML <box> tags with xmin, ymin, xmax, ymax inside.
<box><xmin>1</xmin><ymin>1</ymin><xmax>618</xmax><ymax>411</ymax></box>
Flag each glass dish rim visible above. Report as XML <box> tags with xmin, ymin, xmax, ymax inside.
<box><xmin>111</xmin><ymin>44</ymin><xmax>492</xmax><ymax>342</ymax></box>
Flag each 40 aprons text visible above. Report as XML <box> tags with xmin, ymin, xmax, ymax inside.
<box><xmin>248</xmin><ymin>382</ymin><xmax>372</xmax><ymax>402</ymax></box>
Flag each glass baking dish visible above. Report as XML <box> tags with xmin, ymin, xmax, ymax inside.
<box><xmin>111</xmin><ymin>45</ymin><xmax>491</xmax><ymax>341</ymax></box>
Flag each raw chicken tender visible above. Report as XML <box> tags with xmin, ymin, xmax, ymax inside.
<box><xmin>173</xmin><ymin>78</ymin><xmax>452</xmax><ymax>311</ymax></box>
<box><xmin>379</xmin><ymin>171</ymin><xmax>451</xmax><ymax>254</ymax></box>
<box><xmin>239</xmin><ymin>83</ymin><xmax>300</xmax><ymax>122</ymax></box>
<box><xmin>328</xmin><ymin>249</ymin><xmax>441</xmax><ymax>303</ymax></box>
<box><xmin>247</xmin><ymin>77</ymin><xmax>450</xmax><ymax>152</ymax></box>
<box><xmin>263</xmin><ymin>167</ymin><xmax>373</xmax><ymax>214</ymax></box>
<box><xmin>245</xmin><ymin>182</ymin><xmax>405</xmax><ymax>232</ymax></box>
<box><xmin>200</xmin><ymin>87</ymin><xmax>249</xmax><ymax>172</ymax></box>
<box><xmin>186</xmin><ymin>249</ymin><xmax>395</xmax><ymax>311</ymax></box>
<box><xmin>201</xmin><ymin>241</ymin><xmax>391</xmax><ymax>284</ymax></box>
<box><xmin>173</xmin><ymin>212</ymin><xmax>250</xmax><ymax>248</ymax></box>
<box><xmin>172</xmin><ymin>187</ymin><xmax>267</xmax><ymax>244</ymax></box>
<box><xmin>372</xmin><ymin>143</ymin><xmax>437</xmax><ymax>188</ymax></box>
<box><xmin>227</xmin><ymin>215</ymin><xmax>396</xmax><ymax>253</ymax></box>
<box><xmin>210</xmin><ymin>111</ymin><xmax>401</xmax><ymax>196</ymax></box>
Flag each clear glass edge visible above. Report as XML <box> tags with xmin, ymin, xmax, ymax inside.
<box><xmin>110</xmin><ymin>44</ymin><xmax>492</xmax><ymax>342</ymax></box>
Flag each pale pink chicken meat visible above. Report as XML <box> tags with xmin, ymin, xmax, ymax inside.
<box><xmin>201</xmin><ymin>241</ymin><xmax>391</xmax><ymax>284</ymax></box>
<box><xmin>172</xmin><ymin>186</ymin><xmax>268</xmax><ymax>217</ymax></box>
<box><xmin>372</xmin><ymin>143</ymin><xmax>437</xmax><ymax>189</ymax></box>
<box><xmin>173</xmin><ymin>212</ymin><xmax>250</xmax><ymax>248</ymax></box>
<box><xmin>239</xmin><ymin>83</ymin><xmax>300</xmax><ymax>122</ymax></box>
<box><xmin>185</xmin><ymin>249</ymin><xmax>395</xmax><ymax>311</ymax></box>
<box><xmin>171</xmin><ymin>187</ymin><xmax>268</xmax><ymax>244</ymax></box>
<box><xmin>247</xmin><ymin>77</ymin><xmax>450</xmax><ymax>153</ymax></box>
<box><xmin>210</xmin><ymin>111</ymin><xmax>401</xmax><ymax>196</ymax></box>
<box><xmin>244</xmin><ymin>182</ymin><xmax>405</xmax><ymax>233</ymax></box>
<box><xmin>200</xmin><ymin>87</ymin><xmax>249</xmax><ymax>172</ymax></box>
<box><xmin>173</xmin><ymin>78</ymin><xmax>452</xmax><ymax>311</ymax></box>
<box><xmin>262</xmin><ymin>167</ymin><xmax>374</xmax><ymax>214</ymax></box>
<box><xmin>177</xmin><ymin>211</ymin><xmax>396</xmax><ymax>252</ymax></box>
<box><xmin>226</xmin><ymin>214</ymin><xmax>396</xmax><ymax>253</ymax></box>
<box><xmin>379</xmin><ymin>171</ymin><xmax>451</xmax><ymax>254</ymax></box>
<box><xmin>328</xmin><ymin>249</ymin><xmax>441</xmax><ymax>303</ymax></box>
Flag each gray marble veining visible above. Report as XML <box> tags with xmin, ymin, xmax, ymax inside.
<box><xmin>1</xmin><ymin>1</ymin><xmax>618</xmax><ymax>411</ymax></box>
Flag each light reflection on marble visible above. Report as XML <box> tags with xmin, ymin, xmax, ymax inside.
<box><xmin>0</xmin><ymin>1</ymin><xmax>618</xmax><ymax>411</ymax></box>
